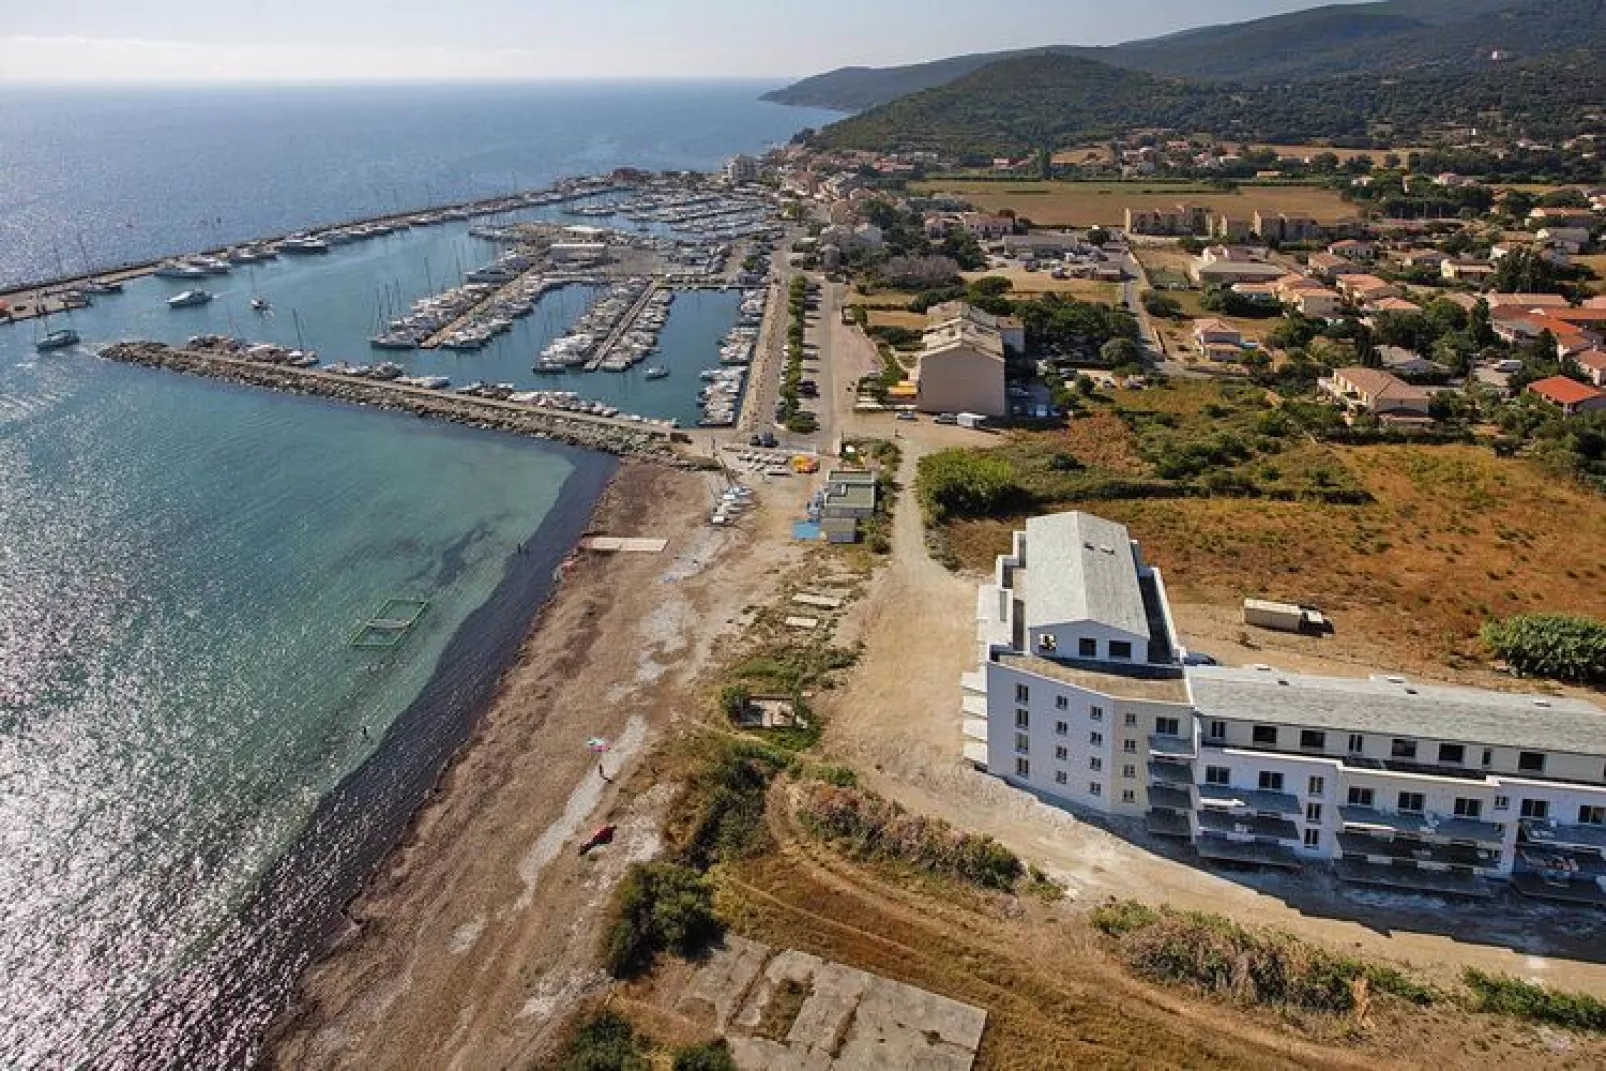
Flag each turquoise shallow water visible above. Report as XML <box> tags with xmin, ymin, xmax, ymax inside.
<box><xmin>0</xmin><ymin>344</ymin><xmax>614</xmax><ymax>1065</ymax></box>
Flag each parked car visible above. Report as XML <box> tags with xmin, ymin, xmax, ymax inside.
<box><xmin>896</xmin><ymin>410</ymin><xmax>917</xmax><ymax>422</ymax></box>
<box><xmin>934</xmin><ymin>413</ymin><xmax>959</xmax><ymax>425</ymax></box>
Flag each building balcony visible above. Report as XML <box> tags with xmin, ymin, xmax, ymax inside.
<box><xmin>963</xmin><ymin>717</ymin><xmax>988</xmax><ymax>744</ymax></box>
<box><xmin>961</xmin><ymin>693</ymin><xmax>988</xmax><ymax>719</ymax></box>
<box><xmin>1147</xmin><ymin>785</ymin><xmax>1192</xmax><ymax>811</ymax></box>
<box><xmin>1197</xmin><ymin>809</ymin><xmax>1300</xmax><ymax>842</ymax></box>
<box><xmin>1147</xmin><ymin>761</ymin><xmax>1193</xmax><ymax>787</ymax></box>
<box><xmin>963</xmin><ymin>740</ymin><xmax>989</xmax><ymax>767</ymax></box>
<box><xmin>1197</xmin><ymin>783</ymin><xmax>1300</xmax><ymax>815</ymax></box>
<box><xmin>1340</xmin><ymin>754</ymin><xmax>1492</xmax><ymax>782</ymax></box>
<box><xmin>1335</xmin><ymin>858</ymin><xmax>1495</xmax><ymax>899</ymax></box>
<box><xmin>1511</xmin><ymin>871</ymin><xmax>1606</xmax><ymax>906</ymax></box>
<box><xmin>1338</xmin><ymin>806</ymin><xmax>1504</xmax><ymax>844</ymax></box>
<box><xmin>1148</xmin><ymin>733</ymin><xmax>1197</xmax><ymax>759</ymax></box>
<box><xmin>1337</xmin><ymin>831</ymin><xmax>1499</xmax><ymax>869</ymax></box>
<box><xmin>1515</xmin><ymin>843</ymin><xmax>1606</xmax><ymax>882</ymax></box>
<box><xmin>1520</xmin><ymin>819</ymin><xmax>1606</xmax><ymax>853</ymax></box>
<box><xmin>1145</xmin><ymin>809</ymin><xmax>1193</xmax><ymax>838</ymax></box>
<box><xmin>960</xmin><ymin>670</ymin><xmax>987</xmax><ymax>695</ymax></box>
<box><xmin>1194</xmin><ymin>834</ymin><xmax>1302</xmax><ymax>870</ymax></box>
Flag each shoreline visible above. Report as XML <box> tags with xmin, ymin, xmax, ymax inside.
<box><xmin>261</xmin><ymin>459</ymin><xmax>738</xmax><ymax>1067</ymax></box>
<box><xmin>95</xmin><ymin>440</ymin><xmax>620</xmax><ymax>1069</ymax></box>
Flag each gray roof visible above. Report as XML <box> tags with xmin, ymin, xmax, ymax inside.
<box><xmin>1023</xmin><ymin>513</ymin><xmax>1151</xmax><ymax>640</ymax></box>
<box><xmin>1188</xmin><ymin>666</ymin><xmax>1606</xmax><ymax>758</ymax></box>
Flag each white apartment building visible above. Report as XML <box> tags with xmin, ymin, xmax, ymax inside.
<box><xmin>965</xmin><ymin>510</ymin><xmax>1606</xmax><ymax>905</ymax></box>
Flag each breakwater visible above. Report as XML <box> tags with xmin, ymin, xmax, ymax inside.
<box><xmin>100</xmin><ymin>342</ymin><xmax>698</xmax><ymax>463</ymax></box>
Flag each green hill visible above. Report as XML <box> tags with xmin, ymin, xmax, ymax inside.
<box><xmin>808</xmin><ymin>47</ymin><xmax>1606</xmax><ymax>156</ymax></box>
<box><xmin>764</xmin><ymin>0</ymin><xmax>1567</xmax><ymax>111</ymax></box>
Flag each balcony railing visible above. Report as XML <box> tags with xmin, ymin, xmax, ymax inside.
<box><xmin>1338</xmin><ymin>805</ymin><xmax>1504</xmax><ymax>844</ymax></box>
<box><xmin>1197</xmin><ymin>809</ymin><xmax>1299</xmax><ymax>842</ymax></box>
<box><xmin>1337</xmin><ymin>831</ymin><xmax>1497</xmax><ymax>869</ymax></box>
<box><xmin>1147</xmin><ymin>760</ymin><xmax>1193</xmax><ymax>787</ymax></box>
<box><xmin>1148</xmin><ymin>733</ymin><xmax>1197</xmax><ymax>759</ymax></box>
<box><xmin>1147</xmin><ymin>785</ymin><xmax>1192</xmax><ymax>811</ymax></box>
<box><xmin>1520</xmin><ymin>818</ymin><xmax>1606</xmax><ymax>852</ymax></box>
<box><xmin>1197</xmin><ymin>782</ymin><xmax>1300</xmax><ymax>815</ymax></box>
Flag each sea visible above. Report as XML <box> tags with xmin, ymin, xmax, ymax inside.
<box><xmin>0</xmin><ymin>81</ymin><xmax>838</xmax><ymax>1068</ymax></box>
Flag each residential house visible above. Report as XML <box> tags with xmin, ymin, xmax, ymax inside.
<box><xmin>1378</xmin><ymin>346</ymin><xmax>1445</xmax><ymax>378</ymax></box>
<box><xmin>958</xmin><ymin>212</ymin><xmax>1013</xmax><ymax>240</ymax></box>
<box><xmin>1441</xmin><ymin>258</ymin><xmax>1496</xmax><ymax>284</ymax></box>
<box><xmin>1125</xmin><ymin>203</ymin><xmax>1211</xmax><ymax>237</ymax></box>
<box><xmin>1211</xmin><ymin>214</ymin><xmax>1253</xmax><ymax>241</ymax></box>
<box><xmin>1294</xmin><ymin>287</ymin><xmax>1344</xmax><ymax>318</ymax></box>
<box><xmin>1537</xmin><ymin>227</ymin><xmax>1593</xmax><ymax>255</ymax></box>
<box><xmin>1398</xmin><ymin>249</ymin><xmax>1449</xmax><ymax>271</ymax></box>
<box><xmin>1230</xmin><ymin>283</ymin><xmax>1282</xmax><ymax>306</ymax></box>
<box><xmin>1336</xmin><ymin>274</ymin><xmax>1400</xmax><ymax>305</ymax></box>
<box><xmin>1528</xmin><ymin>376</ymin><xmax>1606</xmax><ymax>416</ymax></box>
<box><xmin>928</xmin><ymin>301</ymin><xmax>1024</xmax><ymax>355</ymax></box>
<box><xmin>1328</xmin><ymin>239</ymin><xmax>1375</xmax><ymax>260</ymax></box>
<box><xmin>1307</xmin><ymin>252</ymin><xmax>1363</xmax><ymax>280</ymax></box>
<box><xmin>1322</xmin><ymin>366</ymin><xmax>1432</xmax><ymax>421</ymax></box>
<box><xmin>964</xmin><ymin>509</ymin><xmax>1606</xmax><ymax>902</ymax></box>
<box><xmin>1193</xmin><ymin>318</ymin><xmax>1243</xmax><ymax>349</ymax></box>
<box><xmin>1577</xmin><ymin>350</ymin><xmax>1606</xmax><ymax>388</ymax></box>
<box><xmin>1254</xmin><ymin>211</ymin><xmax>1321</xmax><ymax>243</ymax></box>
<box><xmin>1191</xmin><ymin>247</ymin><xmax>1286</xmax><ymax>286</ymax></box>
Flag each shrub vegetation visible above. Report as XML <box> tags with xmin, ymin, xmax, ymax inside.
<box><xmin>601</xmin><ymin>862</ymin><xmax>722</xmax><ymax>977</ymax></box>
<box><xmin>1480</xmin><ymin>613</ymin><xmax>1606</xmax><ymax>685</ymax></box>
<box><xmin>1462</xmin><ymin>968</ymin><xmax>1606</xmax><ymax>1033</ymax></box>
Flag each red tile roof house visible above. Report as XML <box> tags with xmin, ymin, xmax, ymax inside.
<box><xmin>1578</xmin><ymin>349</ymin><xmax>1606</xmax><ymax>388</ymax></box>
<box><xmin>1321</xmin><ymin>366</ymin><xmax>1433</xmax><ymax>423</ymax></box>
<box><xmin>1528</xmin><ymin>375</ymin><xmax>1606</xmax><ymax>417</ymax></box>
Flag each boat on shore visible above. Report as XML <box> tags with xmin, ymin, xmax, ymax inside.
<box><xmin>167</xmin><ymin>290</ymin><xmax>214</xmax><ymax>309</ymax></box>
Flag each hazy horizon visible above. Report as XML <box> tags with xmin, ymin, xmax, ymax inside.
<box><xmin>1</xmin><ymin>1</ymin><xmax>1368</xmax><ymax>84</ymax></box>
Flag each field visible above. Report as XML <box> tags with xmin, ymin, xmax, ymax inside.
<box><xmin>1238</xmin><ymin>143</ymin><xmax>1432</xmax><ymax>165</ymax></box>
<box><xmin>963</xmin><ymin>268</ymin><xmax>1120</xmax><ymax>303</ymax></box>
<box><xmin>941</xmin><ymin>381</ymin><xmax>1606</xmax><ymax>678</ymax></box>
<box><xmin>911</xmin><ymin>179</ymin><xmax>1357</xmax><ymax>228</ymax></box>
<box><xmin>1575</xmin><ymin>253</ymin><xmax>1606</xmax><ymax>295</ymax></box>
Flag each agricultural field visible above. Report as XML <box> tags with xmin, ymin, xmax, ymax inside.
<box><xmin>911</xmin><ymin>179</ymin><xmax>1357</xmax><ymax>228</ymax></box>
<box><xmin>939</xmin><ymin>381</ymin><xmax>1606</xmax><ymax>678</ymax></box>
<box><xmin>963</xmin><ymin>268</ymin><xmax>1120</xmax><ymax>303</ymax></box>
<box><xmin>1574</xmin><ymin>253</ymin><xmax>1606</xmax><ymax>295</ymax></box>
<box><xmin>1236</xmin><ymin>143</ymin><xmax>1432</xmax><ymax>165</ymax></box>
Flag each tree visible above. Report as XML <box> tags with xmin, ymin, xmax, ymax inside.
<box><xmin>1100</xmin><ymin>337</ymin><xmax>1142</xmax><ymax>366</ymax></box>
<box><xmin>1141</xmin><ymin>290</ymin><xmax>1183</xmax><ymax>319</ymax></box>
<box><xmin>1482</xmin><ymin>614</ymin><xmax>1606</xmax><ymax>685</ymax></box>
<box><xmin>1492</xmin><ymin>246</ymin><xmax>1563</xmax><ymax>295</ymax></box>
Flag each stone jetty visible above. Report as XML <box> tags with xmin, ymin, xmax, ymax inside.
<box><xmin>100</xmin><ymin>342</ymin><xmax>699</xmax><ymax>464</ymax></box>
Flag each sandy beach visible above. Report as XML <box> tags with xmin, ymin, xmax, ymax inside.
<box><xmin>264</xmin><ymin>459</ymin><xmax>791</xmax><ymax>1068</ymax></box>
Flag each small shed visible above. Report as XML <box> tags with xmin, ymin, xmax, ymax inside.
<box><xmin>820</xmin><ymin>517</ymin><xmax>859</xmax><ymax>544</ymax></box>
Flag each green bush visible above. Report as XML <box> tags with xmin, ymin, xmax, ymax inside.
<box><xmin>555</xmin><ymin>1009</ymin><xmax>651</xmax><ymax>1071</ymax></box>
<box><xmin>672</xmin><ymin>1040</ymin><xmax>739</xmax><ymax>1071</ymax></box>
<box><xmin>915</xmin><ymin>449</ymin><xmax>1033</xmax><ymax>523</ymax></box>
<box><xmin>601</xmin><ymin>862</ymin><xmax>721</xmax><ymax>977</ymax></box>
<box><xmin>677</xmin><ymin>743</ymin><xmax>792</xmax><ymax>870</ymax></box>
<box><xmin>1481</xmin><ymin>614</ymin><xmax>1606</xmax><ymax>685</ymax></box>
<box><xmin>798</xmin><ymin>782</ymin><xmax>1024</xmax><ymax>890</ymax></box>
<box><xmin>1463</xmin><ymin>969</ymin><xmax>1606</xmax><ymax>1032</ymax></box>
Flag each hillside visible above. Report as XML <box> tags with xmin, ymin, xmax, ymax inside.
<box><xmin>764</xmin><ymin>0</ymin><xmax>1555</xmax><ymax>111</ymax></box>
<box><xmin>808</xmin><ymin>47</ymin><xmax>1606</xmax><ymax>155</ymax></box>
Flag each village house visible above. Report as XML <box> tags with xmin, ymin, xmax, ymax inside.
<box><xmin>913</xmin><ymin>304</ymin><xmax>1010</xmax><ymax>417</ymax></box>
<box><xmin>1365</xmin><ymin>295</ymin><xmax>1424</xmax><ymax>316</ymax></box>
<box><xmin>1294</xmin><ymin>287</ymin><xmax>1344</xmax><ymax>318</ymax></box>
<box><xmin>958</xmin><ymin>212</ymin><xmax>1013</xmax><ymax>240</ymax></box>
<box><xmin>1190</xmin><ymin>246</ymin><xmax>1286</xmax><ymax>286</ymax></box>
<box><xmin>1321</xmin><ymin>366</ymin><xmax>1432</xmax><ymax>422</ymax></box>
<box><xmin>1192</xmin><ymin>318</ymin><xmax>1243</xmax><ymax>349</ymax></box>
<box><xmin>1378</xmin><ymin>346</ymin><xmax>1446</xmax><ymax>378</ymax></box>
<box><xmin>1577</xmin><ymin>350</ymin><xmax>1606</xmax><ymax>388</ymax></box>
<box><xmin>1441</xmin><ymin>258</ymin><xmax>1496</xmax><ymax>283</ymax></box>
<box><xmin>927</xmin><ymin>301</ymin><xmax>1025</xmax><ymax>354</ymax></box>
<box><xmin>1229</xmin><ymin>282</ymin><xmax>1281</xmax><ymax>306</ymax></box>
<box><xmin>1398</xmin><ymin>248</ymin><xmax>1449</xmax><ymax>270</ymax></box>
<box><xmin>1328</xmin><ymin>238</ymin><xmax>1375</xmax><ymax>260</ymax></box>
<box><xmin>1528</xmin><ymin>375</ymin><xmax>1606</xmax><ymax>417</ymax></box>
<box><xmin>1537</xmin><ymin>227</ymin><xmax>1593</xmax><ymax>255</ymax></box>
<box><xmin>1336</xmin><ymin>274</ymin><xmax>1400</xmax><ymax>305</ymax></box>
<box><xmin>1307</xmin><ymin>251</ymin><xmax>1363</xmax><ymax>280</ymax></box>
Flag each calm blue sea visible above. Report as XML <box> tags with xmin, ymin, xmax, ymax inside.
<box><xmin>0</xmin><ymin>82</ymin><xmax>833</xmax><ymax>1068</ymax></box>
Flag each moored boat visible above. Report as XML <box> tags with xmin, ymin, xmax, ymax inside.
<box><xmin>35</xmin><ymin>328</ymin><xmax>80</xmax><ymax>351</ymax></box>
<box><xmin>167</xmin><ymin>290</ymin><xmax>214</xmax><ymax>309</ymax></box>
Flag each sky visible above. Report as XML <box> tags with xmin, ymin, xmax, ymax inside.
<box><xmin>0</xmin><ymin>0</ymin><xmax>1366</xmax><ymax>84</ymax></box>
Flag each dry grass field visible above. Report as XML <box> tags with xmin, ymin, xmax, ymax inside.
<box><xmin>1575</xmin><ymin>253</ymin><xmax>1606</xmax><ymax>295</ymax></box>
<box><xmin>943</xmin><ymin>383</ymin><xmax>1606</xmax><ymax>677</ymax></box>
<box><xmin>964</xmin><ymin>267</ymin><xmax>1120</xmax><ymax>303</ymax></box>
<box><xmin>913</xmin><ymin>180</ymin><xmax>1357</xmax><ymax>227</ymax></box>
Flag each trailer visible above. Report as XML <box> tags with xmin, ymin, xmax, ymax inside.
<box><xmin>1243</xmin><ymin>599</ymin><xmax>1329</xmax><ymax>634</ymax></box>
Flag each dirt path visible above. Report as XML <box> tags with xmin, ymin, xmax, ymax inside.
<box><xmin>820</xmin><ymin>447</ymin><xmax>1606</xmax><ymax>1003</ymax></box>
<box><xmin>267</xmin><ymin>464</ymin><xmax>803</xmax><ymax>1069</ymax></box>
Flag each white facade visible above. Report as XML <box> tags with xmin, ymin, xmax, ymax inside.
<box><xmin>965</xmin><ymin>510</ymin><xmax>1606</xmax><ymax>905</ymax></box>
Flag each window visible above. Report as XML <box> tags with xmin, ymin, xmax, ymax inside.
<box><xmin>1155</xmin><ymin>717</ymin><xmax>1180</xmax><ymax>737</ymax></box>
<box><xmin>1015</xmin><ymin>757</ymin><xmax>1030</xmax><ymax>777</ymax></box>
<box><xmin>1482</xmin><ymin>748</ymin><xmax>1493</xmax><ymax>768</ymax></box>
<box><xmin>1518</xmin><ymin>751</ymin><xmax>1546</xmax><ymax>774</ymax></box>
<box><xmin>1438</xmin><ymin>743</ymin><xmax>1465</xmax><ymax>765</ymax></box>
<box><xmin>1089</xmin><ymin>732</ymin><xmax>1104</xmax><ymax>747</ymax></box>
<box><xmin>1055</xmin><ymin>721</ymin><xmax>1069</xmax><ymax>736</ymax></box>
<box><xmin>1306</xmin><ymin>802</ymin><xmax>1324</xmax><ymax>824</ymax></box>
<box><xmin>1123</xmin><ymin>713</ymin><xmax>1137</xmax><ymax>728</ymax></box>
<box><xmin>1258</xmin><ymin>771</ymin><xmax>1285</xmax><ymax>792</ymax></box>
<box><xmin>1054</xmin><ymin>746</ymin><xmax>1068</xmax><ymax>761</ymax></box>
<box><xmin>1397</xmin><ymin>791</ymin><xmax>1425</xmax><ymax>814</ymax></box>
<box><xmin>1303</xmin><ymin>828</ymin><xmax>1321</xmax><ymax>849</ymax></box>
<box><xmin>1015</xmin><ymin>709</ymin><xmax>1030</xmax><ymax>729</ymax></box>
<box><xmin>1123</xmin><ymin>740</ymin><xmax>1137</xmax><ymax>754</ymax></box>
<box><xmin>1014</xmin><ymin>683</ymin><xmax>1030</xmax><ymax>703</ymax></box>
<box><xmin>1089</xmin><ymin>706</ymin><xmax>1104</xmax><ymax>723</ymax></box>
<box><xmin>1055</xmin><ymin>695</ymin><xmax>1069</xmax><ymax>710</ymax></box>
<box><xmin>1391</xmin><ymin>739</ymin><xmax>1418</xmax><ymax>760</ymax></box>
<box><xmin>1055</xmin><ymin>770</ymin><xmax>1067</xmax><ymax>785</ymax></box>
<box><xmin>1208</xmin><ymin>720</ymin><xmax>1226</xmax><ymax>741</ymax></box>
<box><xmin>1347</xmin><ymin>733</ymin><xmax>1364</xmax><ymax>754</ymax></box>
<box><xmin>1448</xmin><ymin>797</ymin><xmax>1482</xmax><ymax>818</ymax></box>
<box><xmin>1252</xmin><ymin>725</ymin><xmax>1278</xmax><ymax>746</ymax></box>
<box><xmin>1015</xmin><ymin>733</ymin><xmax>1030</xmax><ymax>754</ymax></box>
<box><xmin>1579</xmin><ymin>806</ymin><xmax>1606</xmax><ymax>826</ymax></box>
<box><xmin>1308</xmin><ymin>776</ymin><xmax>1325</xmax><ymax>798</ymax></box>
<box><xmin>1123</xmin><ymin>765</ymin><xmax>1136</xmax><ymax>779</ymax></box>
<box><xmin>1089</xmin><ymin>782</ymin><xmax>1102</xmax><ymax>797</ymax></box>
<box><xmin>1089</xmin><ymin>757</ymin><xmax>1103</xmax><ymax>772</ymax></box>
<box><xmin>1109</xmin><ymin>640</ymin><xmax>1133</xmax><ymax>661</ymax></box>
<box><xmin>1348</xmin><ymin>787</ymin><xmax>1375</xmax><ymax>808</ymax></box>
<box><xmin>1520</xmin><ymin>799</ymin><xmax>1550</xmax><ymax>820</ymax></box>
<box><xmin>1205</xmin><ymin>765</ymin><xmax>1231</xmax><ymax>786</ymax></box>
<box><xmin>1494</xmin><ymin>795</ymin><xmax>1510</xmax><ymax>811</ymax></box>
<box><xmin>1078</xmin><ymin>637</ymin><xmax>1097</xmax><ymax>658</ymax></box>
<box><xmin>1300</xmin><ymin>730</ymin><xmax>1327</xmax><ymax>750</ymax></box>
<box><xmin>1121</xmin><ymin>790</ymin><xmax>1136</xmax><ymax>804</ymax></box>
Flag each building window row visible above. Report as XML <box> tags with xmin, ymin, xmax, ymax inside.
<box><xmin>1237</xmin><ymin>726</ymin><xmax>1551</xmax><ymax>778</ymax></box>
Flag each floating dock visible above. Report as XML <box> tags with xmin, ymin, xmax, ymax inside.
<box><xmin>349</xmin><ymin>598</ymin><xmax>430</xmax><ymax>649</ymax></box>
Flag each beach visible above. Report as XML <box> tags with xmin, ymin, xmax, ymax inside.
<box><xmin>265</xmin><ymin>458</ymin><xmax>781</xmax><ymax>1067</ymax></box>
